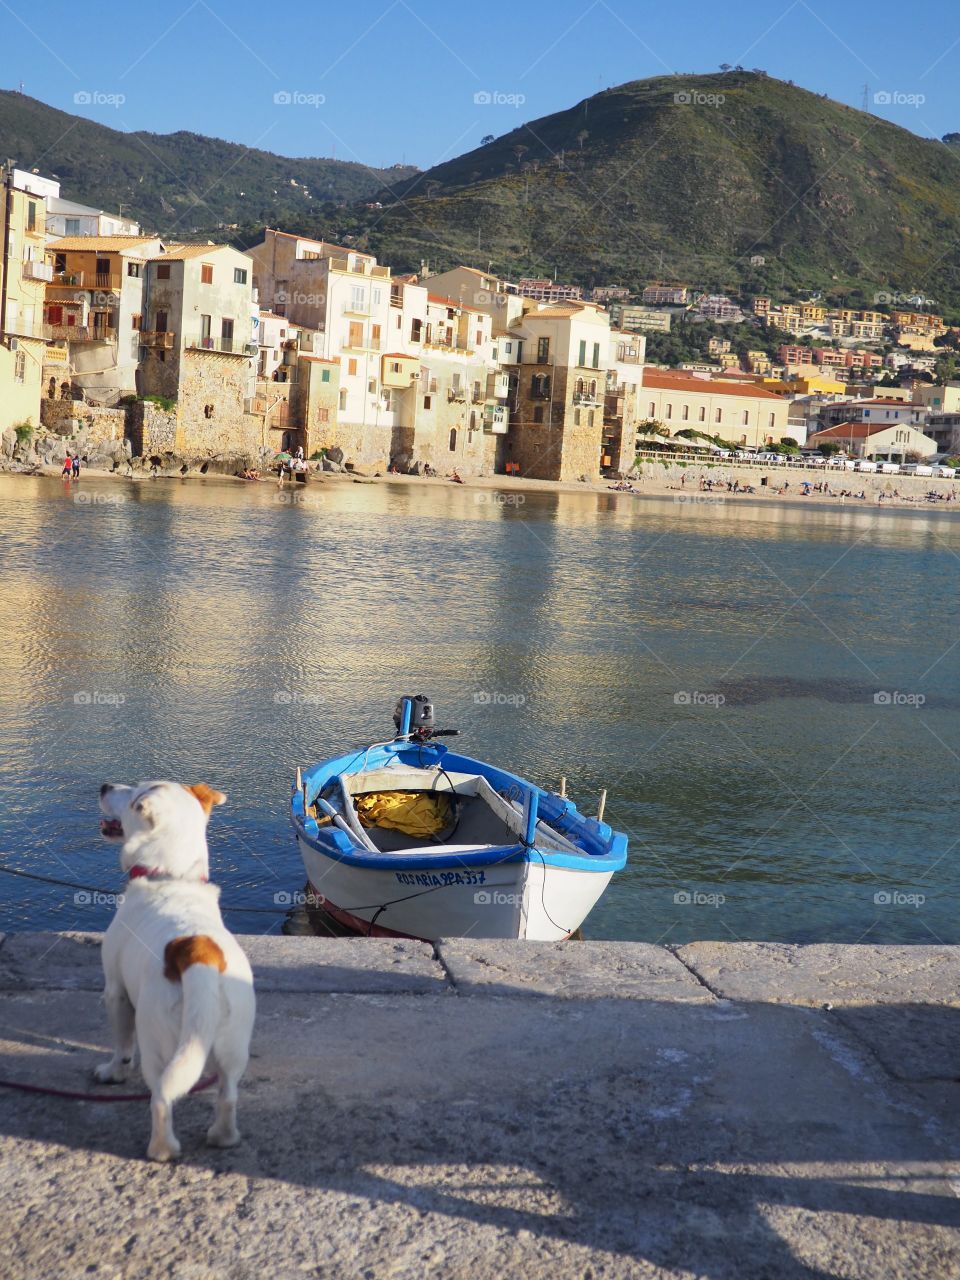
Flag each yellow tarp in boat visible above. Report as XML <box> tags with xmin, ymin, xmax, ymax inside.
<box><xmin>354</xmin><ymin>790</ymin><xmax>452</xmax><ymax>837</ymax></box>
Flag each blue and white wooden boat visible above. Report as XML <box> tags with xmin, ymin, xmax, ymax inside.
<box><xmin>289</xmin><ymin>696</ymin><xmax>628</xmax><ymax>941</ymax></box>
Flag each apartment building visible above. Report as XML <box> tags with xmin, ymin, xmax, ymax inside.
<box><xmin>421</xmin><ymin>265</ymin><xmax>524</xmax><ymax>329</ymax></box>
<box><xmin>639</xmin><ymin>369</ymin><xmax>790</xmax><ymax>449</ymax></box>
<box><xmin>591</xmin><ymin>285</ymin><xmax>631</xmax><ymax>303</ymax></box>
<box><xmin>0</xmin><ymin>166</ymin><xmax>50</xmax><ymax>434</ymax></box>
<box><xmin>43</xmin><ymin>235</ymin><xmax>164</xmax><ymax>404</ymax></box>
<box><xmin>516</xmin><ymin>277</ymin><xmax>582</xmax><ymax>303</ymax></box>
<box><xmin>806</xmin><ymin>421</ymin><xmax>937</xmax><ymax>460</ymax></box>
<box><xmin>602</xmin><ymin>330</ymin><xmax>646</xmax><ymax>475</ymax></box>
<box><xmin>819</xmin><ymin>398</ymin><xmax>928</xmax><ymax>429</ymax></box>
<box><xmin>606</xmin><ymin>303</ymin><xmax>671</xmax><ymax>333</ymax></box>
<box><xmin>641</xmin><ymin>284</ymin><xmax>688</xmax><ymax>305</ymax></box>
<box><xmin>138</xmin><ymin>244</ymin><xmax>258</xmax><ymax>454</ymax></box>
<box><xmin>507</xmin><ymin>300</ymin><xmax>613</xmax><ymax>481</ymax></box>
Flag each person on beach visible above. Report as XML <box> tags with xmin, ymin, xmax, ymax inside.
<box><xmin>61</xmin><ymin>455</ymin><xmax>72</xmax><ymax>478</ymax></box>
<box><xmin>71</xmin><ymin>454</ymin><xmax>81</xmax><ymax>478</ymax></box>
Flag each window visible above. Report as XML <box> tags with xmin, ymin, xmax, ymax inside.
<box><xmin>350</xmin><ymin>284</ymin><xmax>366</xmax><ymax>310</ymax></box>
<box><xmin>698</xmin><ymin>407</ymin><xmax>706</xmax><ymax>422</ymax></box>
<box><xmin>131</xmin><ymin>313</ymin><xmax>142</xmax><ymax>331</ymax></box>
<box><xmin>537</xmin><ymin>336</ymin><xmax>550</xmax><ymax>363</ymax></box>
<box><xmin>392</xmin><ymin>362</ymin><xmax>402</xmax><ymax>374</ymax></box>
<box><xmin>156</xmin><ymin>264</ymin><xmax>171</xmax><ymax>280</ymax></box>
<box><xmin>575</xmin><ymin>377</ymin><xmax>584</xmax><ymax>396</ymax></box>
<box><xmin>411</xmin><ymin>318</ymin><xmax>422</xmax><ymax>342</ymax></box>
<box><xmin>14</xmin><ymin>350</ymin><xmax>25</xmax><ymax>383</ymax></box>
<box><xmin>371</xmin><ymin>323</ymin><xmax>381</xmax><ymax>349</ymax></box>
<box><xmin>665</xmin><ymin>403</ymin><xmax>673</xmax><ymax>420</ymax></box>
<box><xmin>54</xmin><ymin>253</ymin><xmax>66</xmax><ymax>274</ymax></box>
<box><xmin>648</xmin><ymin>402</ymin><xmax>656</xmax><ymax>416</ymax></box>
<box><xmin>317</xmin><ymin>408</ymin><xmax>330</xmax><ymax>423</ymax></box>
<box><xmin>533</xmin><ymin>406</ymin><xmax>544</xmax><ymax>423</ymax></box>
<box><xmin>200</xmin><ymin>314</ymin><xmax>212</xmax><ymax>344</ymax></box>
<box><xmin>574</xmin><ymin>409</ymin><xmax>581</xmax><ymax>425</ymax></box>
<box><xmin>64</xmin><ymin>218</ymin><xmax>80</xmax><ymax>236</ymax></box>
<box><xmin>234</xmin><ymin>267</ymin><xmax>248</xmax><ymax>284</ymax></box>
<box><xmin>348</xmin><ymin>321</ymin><xmax>363</xmax><ymax>348</ymax></box>
<box><xmin>201</xmin><ymin>264</ymin><xmax>214</xmax><ymax>284</ymax></box>
<box><xmin>372</xmin><ymin>287</ymin><xmax>382</xmax><ymax>307</ymax></box>
<box><xmin>578</xmin><ymin>339</ymin><xmax>586</xmax><ymax>366</ymax></box>
<box><xmin>368</xmin><ymin>378</ymin><xmax>376</xmax><ymax>394</ymax></box>
<box><xmin>682</xmin><ymin>405</ymin><xmax>689</xmax><ymax>421</ymax></box>
<box><xmin>505</xmin><ymin>341</ymin><xmax>512</xmax><ymax>354</ymax></box>
<box><xmin>321</xmin><ymin>369</ymin><xmax>330</xmax><ymax>383</ymax></box>
<box><xmin>768</xmin><ymin>412</ymin><xmax>775</xmax><ymax>428</ymax></box>
<box><xmin>423</xmin><ymin>395</ymin><xmax>432</xmax><ymax>410</ymax></box>
<box><xmin>96</xmin><ymin>258</ymin><xmax>110</xmax><ymax>277</ymax></box>
<box><xmin>476</xmin><ymin>329</ymin><xmax>482</xmax><ymax>346</ymax></box>
<box><xmin>221</xmin><ymin>318</ymin><xmax>234</xmax><ymax>346</ymax></box>
<box><xmin>449</xmin><ymin>428</ymin><xmax>457</xmax><ymax>451</ymax></box>
<box><xmin>715</xmin><ymin>408</ymin><xmax>722</xmax><ymax>423</ymax></box>
<box><xmin>347</xmin><ymin>358</ymin><xmax>357</xmax><ymax>375</ymax></box>
<box><xmin>588</xmin><ymin>410</ymin><xmax>595</xmax><ymax>427</ymax></box>
<box><xmin>592</xmin><ymin>342</ymin><xmax>600</xmax><ymax>368</ymax></box>
<box><xmin>339</xmin><ymin>389</ymin><xmax>347</xmax><ymax>410</ymax></box>
<box><xmin>26</xmin><ymin>202</ymin><xmax>36</xmax><ymax>232</ymax></box>
<box><xmin>127</xmin><ymin>262</ymin><xmax>142</xmax><ymax>278</ymax></box>
<box><xmin>155</xmin><ymin>310</ymin><xmax>168</xmax><ymax>333</ymax></box>
<box><xmin>742</xmin><ymin>410</ymin><xmax>749</xmax><ymax>425</ymax></box>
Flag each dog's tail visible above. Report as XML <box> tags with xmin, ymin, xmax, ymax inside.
<box><xmin>159</xmin><ymin>935</ymin><xmax>225</xmax><ymax>1102</ymax></box>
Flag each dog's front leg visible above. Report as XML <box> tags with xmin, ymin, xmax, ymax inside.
<box><xmin>93</xmin><ymin>987</ymin><xmax>136</xmax><ymax>1083</ymax></box>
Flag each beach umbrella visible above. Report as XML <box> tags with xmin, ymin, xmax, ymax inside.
<box><xmin>273</xmin><ymin>451</ymin><xmax>293</xmax><ymax>462</ymax></box>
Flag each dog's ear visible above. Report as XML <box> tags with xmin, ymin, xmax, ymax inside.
<box><xmin>132</xmin><ymin>793</ymin><xmax>157</xmax><ymax>826</ymax></box>
<box><xmin>184</xmin><ymin>783</ymin><xmax>228</xmax><ymax>816</ymax></box>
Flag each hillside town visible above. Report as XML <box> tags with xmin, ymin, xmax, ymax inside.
<box><xmin>2</xmin><ymin>162</ymin><xmax>958</xmax><ymax>482</ymax></box>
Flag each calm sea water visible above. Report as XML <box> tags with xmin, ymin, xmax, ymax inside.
<box><xmin>1</xmin><ymin>472</ymin><xmax>959</xmax><ymax>944</ymax></box>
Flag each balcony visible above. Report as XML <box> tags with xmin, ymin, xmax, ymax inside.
<box><xmin>48</xmin><ymin>324</ymin><xmax>116</xmax><ymax>343</ymax></box>
<box><xmin>140</xmin><ymin>330</ymin><xmax>176</xmax><ymax>349</ymax></box>
<box><xmin>23</xmin><ymin>260</ymin><xmax>54</xmax><ymax>282</ymax></box>
<box><xmin>186</xmin><ymin>335</ymin><xmax>251</xmax><ymax>355</ymax></box>
<box><xmin>573</xmin><ymin>391</ymin><xmax>601</xmax><ymax>406</ymax></box>
<box><xmin>483</xmin><ymin>404</ymin><xmax>508</xmax><ymax>434</ymax></box>
<box><xmin>486</xmin><ymin>371</ymin><xmax>510</xmax><ymax>399</ymax></box>
<box><xmin>47</xmin><ymin>271</ymin><xmax>122</xmax><ymax>292</ymax></box>
<box><xmin>447</xmin><ymin>388</ymin><xmax>467</xmax><ymax>403</ymax></box>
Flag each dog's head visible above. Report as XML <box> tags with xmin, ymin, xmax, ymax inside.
<box><xmin>99</xmin><ymin>781</ymin><xmax>227</xmax><ymax>876</ymax></box>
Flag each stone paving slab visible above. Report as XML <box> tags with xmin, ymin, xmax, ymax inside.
<box><xmin>676</xmin><ymin>942</ymin><xmax>960</xmax><ymax>1006</ymax></box>
<box><xmin>835</xmin><ymin>1004</ymin><xmax>960</xmax><ymax>1082</ymax></box>
<box><xmin>238</xmin><ymin>934</ymin><xmax>446</xmax><ymax>994</ymax></box>
<box><xmin>0</xmin><ymin>932</ymin><xmax>447</xmax><ymax>996</ymax></box>
<box><xmin>437</xmin><ymin>939</ymin><xmax>716</xmax><ymax>1000</ymax></box>
<box><xmin>1</xmin><ymin>972</ymin><xmax>958</xmax><ymax>1280</ymax></box>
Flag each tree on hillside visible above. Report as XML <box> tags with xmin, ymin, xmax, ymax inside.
<box><xmin>481</xmin><ymin>134</ymin><xmax>495</xmax><ymax>145</ymax></box>
<box><xmin>576</xmin><ymin>130</ymin><xmax>589</xmax><ymax>150</ymax></box>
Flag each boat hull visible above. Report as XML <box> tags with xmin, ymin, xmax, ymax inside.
<box><xmin>297</xmin><ymin>835</ymin><xmax>613</xmax><ymax>941</ymax></box>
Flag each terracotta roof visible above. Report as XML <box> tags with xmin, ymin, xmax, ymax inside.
<box><xmin>641</xmin><ymin>369</ymin><xmax>786</xmax><ymax>400</ymax></box>
<box><xmin>263</xmin><ymin>227</ymin><xmax>365</xmax><ymax>258</ymax></box>
<box><xmin>300</xmin><ymin>356</ymin><xmax>338</xmax><ymax>364</ymax></box>
<box><xmin>809</xmin><ymin>422</ymin><xmax>925</xmax><ymax>439</ymax></box>
<box><xmin>150</xmin><ymin>244</ymin><xmax>229</xmax><ymax>261</ymax></box>
<box><xmin>427</xmin><ymin>293</ymin><xmax>483</xmax><ymax>313</ymax></box>
<box><xmin>382</xmin><ymin>352</ymin><xmax>419</xmax><ymax>359</ymax></box>
<box><xmin>46</xmin><ymin>235</ymin><xmax>160</xmax><ymax>252</ymax></box>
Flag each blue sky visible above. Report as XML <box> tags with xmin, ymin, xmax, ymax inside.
<box><xmin>3</xmin><ymin>0</ymin><xmax>960</xmax><ymax>169</ymax></box>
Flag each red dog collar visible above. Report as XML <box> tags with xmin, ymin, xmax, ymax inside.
<box><xmin>128</xmin><ymin>864</ymin><xmax>208</xmax><ymax>883</ymax></box>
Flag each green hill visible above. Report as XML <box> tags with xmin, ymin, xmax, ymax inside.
<box><xmin>0</xmin><ymin>90</ymin><xmax>416</xmax><ymax>233</ymax></box>
<box><xmin>351</xmin><ymin>71</ymin><xmax>960</xmax><ymax>309</ymax></box>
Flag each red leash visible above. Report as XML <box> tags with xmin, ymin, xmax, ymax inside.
<box><xmin>0</xmin><ymin>1074</ymin><xmax>218</xmax><ymax>1102</ymax></box>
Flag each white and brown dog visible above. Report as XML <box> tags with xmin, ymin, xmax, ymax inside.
<box><xmin>97</xmin><ymin>780</ymin><xmax>255</xmax><ymax>1162</ymax></box>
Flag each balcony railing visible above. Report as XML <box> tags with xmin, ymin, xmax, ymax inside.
<box><xmin>47</xmin><ymin>271</ymin><xmax>122</xmax><ymax>291</ymax></box>
<box><xmin>140</xmin><ymin>330</ymin><xmax>176</xmax><ymax>349</ymax></box>
<box><xmin>447</xmin><ymin>388</ymin><xmax>466</xmax><ymax>403</ymax></box>
<box><xmin>186</xmin><ymin>335</ymin><xmax>252</xmax><ymax>354</ymax></box>
<box><xmin>47</xmin><ymin>324</ymin><xmax>116</xmax><ymax>343</ymax></box>
<box><xmin>23</xmin><ymin>260</ymin><xmax>54</xmax><ymax>282</ymax></box>
<box><xmin>573</xmin><ymin>391</ymin><xmax>601</xmax><ymax>405</ymax></box>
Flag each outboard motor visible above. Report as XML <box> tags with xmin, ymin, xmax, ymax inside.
<box><xmin>394</xmin><ymin>695</ymin><xmax>461</xmax><ymax>741</ymax></box>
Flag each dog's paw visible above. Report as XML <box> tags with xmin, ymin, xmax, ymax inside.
<box><xmin>146</xmin><ymin>1137</ymin><xmax>182</xmax><ymax>1163</ymax></box>
<box><xmin>206</xmin><ymin>1123</ymin><xmax>241</xmax><ymax>1148</ymax></box>
<box><xmin>93</xmin><ymin>1060</ymin><xmax>128</xmax><ymax>1084</ymax></box>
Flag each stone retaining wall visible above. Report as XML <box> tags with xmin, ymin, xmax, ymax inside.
<box><xmin>39</xmin><ymin>399</ymin><xmax>125</xmax><ymax>445</ymax></box>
